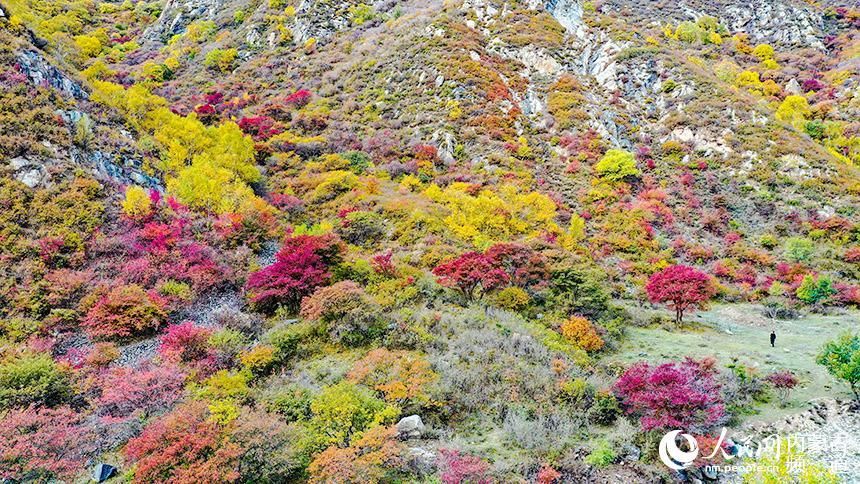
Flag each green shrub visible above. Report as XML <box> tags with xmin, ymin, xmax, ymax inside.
<box><xmin>805</xmin><ymin>120</ymin><xmax>825</xmax><ymax>140</ymax></box>
<box><xmin>343</xmin><ymin>151</ymin><xmax>372</xmax><ymax>174</ymax></box>
<box><xmin>204</xmin><ymin>48</ymin><xmax>238</xmax><ymax>73</ymax></box>
<box><xmin>796</xmin><ymin>275</ymin><xmax>835</xmax><ymax>305</ymax></box>
<box><xmin>585</xmin><ymin>439</ymin><xmax>616</xmax><ymax>467</ymax></box>
<box><xmin>0</xmin><ymin>352</ymin><xmax>70</xmax><ymax>409</ymax></box>
<box><xmin>594</xmin><ymin>149</ymin><xmax>640</xmax><ymax>182</ymax></box>
<box><xmin>674</xmin><ymin>21</ymin><xmax>703</xmax><ymax>43</ymax></box>
<box><xmin>817</xmin><ymin>332</ymin><xmax>860</xmax><ymax>400</ymax></box>
<box><xmin>300</xmin><ymin>281</ymin><xmax>385</xmax><ymax>346</ymax></box>
<box><xmin>332</xmin><ymin>258</ymin><xmax>374</xmax><ymax>284</ymax></box>
<box><xmin>301</xmin><ymin>381</ymin><xmax>398</xmax><ymax>453</ymax></box>
<box><xmin>338</xmin><ymin>211</ymin><xmax>387</xmax><ymax>247</ymax></box>
<box><xmin>311</xmin><ymin>171</ymin><xmax>358</xmax><ymax>202</ymax></box>
<box><xmin>759</xmin><ymin>233</ymin><xmax>778</xmax><ymax>249</ymax></box>
<box><xmin>559</xmin><ymin>377</ymin><xmax>593</xmax><ymax>405</ymax></box>
<box><xmin>696</xmin><ymin>15</ymin><xmax>720</xmax><ymax>32</ymax></box>
<box><xmin>615</xmin><ymin>46</ymin><xmax>659</xmax><ymax>62</ymax></box>
<box><xmin>588</xmin><ymin>390</ymin><xmax>620</xmax><ymax>425</ymax></box>
<box><xmin>158</xmin><ymin>280</ymin><xmax>192</xmax><ymax>300</ymax></box>
<box><xmin>265</xmin><ymin>386</ymin><xmax>313</xmax><ymax>422</ymax></box>
<box><xmin>551</xmin><ymin>266</ymin><xmax>610</xmax><ymax>317</ymax></box>
<box><xmin>784</xmin><ymin>237</ymin><xmax>814</xmax><ymax>262</ymax></box>
<box><xmin>209</xmin><ymin>328</ymin><xmax>249</xmax><ymax>358</ymax></box>
<box><xmin>264</xmin><ymin>321</ymin><xmax>317</xmax><ymax>363</ymax></box>
<box><xmin>348</xmin><ymin>4</ymin><xmax>375</xmax><ymax>25</ymax></box>
<box><xmin>0</xmin><ymin>318</ymin><xmax>41</xmax><ymax>343</ymax></box>
<box><xmin>494</xmin><ymin>286</ymin><xmax>530</xmax><ymax>311</ymax></box>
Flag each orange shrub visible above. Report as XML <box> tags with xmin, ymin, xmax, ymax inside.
<box><xmin>307</xmin><ymin>425</ymin><xmax>402</xmax><ymax>484</ymax></box>
<box><xmin>347</xmin><ymin>349</ymin><xmax>437</xmax><ymax>405</ymax></box>
<box><xmin>560</xmin><ymin>316</ymin><xmax>605</xmax><ymax>352</ymax></box>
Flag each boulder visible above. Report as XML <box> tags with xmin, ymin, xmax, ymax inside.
<box><xmin>786</xmin><ymin>78</ymin><xmax>802</xmax><ymax>95</ymax></box>
<box><xmin>406</xmin><ymin>446</ymin><xmax>436</xmax><ymax>475</ymax></box>
<box><xmin>396</xmin><ymin>415</ymin><xmax>425</xmax><ymax>440</ymax></box>
<box><xmin>619</xmin><ymin>444</ymin><xmax>641</xmax><ymax>462</ymax></box>
<box><xmin>17</xmin><ymin>168</ymin><xmax>45</xmax><ymax>188</ymax></box>
<box><xmin>8</xmin><ymin>157</ymin><xmax>30</xmax><ymax>171</ymax></box>
<box><xmin>16</xmin><ymin>50</ymin><xmax>88</xmax><ymax>100</ymax></box>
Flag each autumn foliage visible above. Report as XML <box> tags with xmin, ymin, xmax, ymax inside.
<box><xmin>560</xmin><ymin>316</ymin><xmax>605</xmax><ymax>352</ymax></box>
<box><xmin>307</xmin><ymin>425</ymin><xmax>403</xmax><ymax>483</ymax></box>
<box><xmin>81</xmin><ymin>284</ymin><xmax>167</xmax><ymax>340</ymax></box>
<box><xmin>765</xmin><ymin>370</ymin><xmax>798</xmax><ymax>406</ymax></box>
<box><xmin>300</xmin><ymin>280</ymin><xmax>366</xmax><ymax>322</ymax></box>
<box><xmin>245</xmin><ymin>233</ymin><xmax>345</xmax><ymax>313</ymax></box>
<box><xmin>347</xmin><ymin>349</ymin><xmax>438</xmax><ymax>405</ymax></box>
<box><xmin>3</xmin><ymin>3</ymin><xmax>860</xmax><ymax>482</ymax></box>
<box><xmin>645</xmin><ymin>265</ymin><xmax>715</xmax><ymax>323</ymax></box>
<box><xmin>97</xmin><ymin>363</ymin><xmax>186</xmax><ymax>417</ymax></box>
<box><xmin>433</xmin><ymin>251</ymin><xmax>509</xmax><ymax>302</ymax></box>
<box><xmin>124</xmin><ymin>402</ymin><xmax>241</xmax><ymax>483</ymax></box>
<box><xmin>438</xmin><ymin>449</ymin><xmax>491</xmax><ymax>484</ymax></box>
<box><xmin>159</xmin><ymin>321</ymin><xmax>215</xmax><ymax>365</ymax></box>
<box><xmin>613</xmin><ymin>357</ymin><xmax>725</xmax><ymax>432</ymax></box>
<box><xmin>300</xmin><ymin>281</ymin><xmax>383</xmax><ymax>345</ymax></box>
<box><xmin>484</xmin><ymin>242</ymin><xmax>549</xmax><ymax>289</ymax></box>
<box><xmin>0</xmin><ymin>405</ymin><xmax>95</xmax><ymax>480</ymax></box>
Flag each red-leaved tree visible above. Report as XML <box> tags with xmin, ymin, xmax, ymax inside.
<box><xmin>645</xmin><ymin>265</ymin><xmax>715</xmax><ymax>324</ymax></box>
<box><xmin>82</xmin><ymin>284</ymin><xmax>167</xmax><ymax>340</ymax></box>
<box><xmin>0</xmin><ymin>405</ymin><xmax>96</xmax><ymax>481</ymax></box>
<box><xmin>613</xmin><ymin>357</ymin><xmax>726</xmax><ymax>432</ymax></box>
<box><xmin>159</xmin><ymin>321</ymin><xmax>215</xmax><ymax>368</ymax></box>
<box><xmin>245</xmin><ymin>234</ymin><xmax>345</xmax><ymax>313</ymax></box>
<box><xmin>97</xmin><ymin>363</ymin><xmax>186</xmax><ymax>418</ymax></box>
<box><xmin>237</xmin><ymin>116</ymin><xmax>282</xmax><ymax>141</ymax></box>
<box><xmin>124</xmin><ymin>402</ymin><xmax>241</xmax><ymax>483</ymax></box>
<box><xmin>536</xmin><ymin>465</ymin><xmax>561</xmax><ymax>484</ymax></box>
<box><xmin>285</xmin><ymin>89</ymin><xmax>312</xmax><ymax>108</ymax></box>
<box><xmin>485</xmin><ymin>243</ymin><xmax>549</xmax><ymax>290</ymax></box>
<box><xmin>765</xmin><ymin>370</ymin><xmax>798</xmax><ymax>406</ymax></box>
<box><xmin>432</xmin><ymin>252</ymin><xmax>509</xmax><ymax>302</ymax></box>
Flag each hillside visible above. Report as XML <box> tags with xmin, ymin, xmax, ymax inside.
<box><xmin>0</xmin><ymin>0</ymin><xmax>858</xmax><ymax>482</ymax></box>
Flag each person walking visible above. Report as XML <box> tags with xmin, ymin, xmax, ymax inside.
<box><xmin>770</xmin><ymin>330</ymin><xmax>776</xmax><ymax>348</ymax></box>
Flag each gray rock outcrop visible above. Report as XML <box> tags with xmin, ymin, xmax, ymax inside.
<box><xmin>396</xmin><ymin>415</ymin><xmax>426</xmax><ymax>439</ymax></box>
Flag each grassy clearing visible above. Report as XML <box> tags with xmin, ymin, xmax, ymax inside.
<box><xmin>611</xmin><ymin>303</ymin><xmax>859</xmax><ymax>422</ymax></box>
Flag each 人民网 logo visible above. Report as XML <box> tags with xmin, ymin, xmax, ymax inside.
<box><xmin>658</xmin><ymin>430</ymin><xmax>700</xmax><ymax>470</ymax></box>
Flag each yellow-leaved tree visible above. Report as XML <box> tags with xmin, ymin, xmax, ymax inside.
<box><xmin>775</xmin><ymin>95</ymin><xmax>811</xmax><ymax>126</ymax></box>
<box><xmin>122</xmin><ymin>185</ymin><xmax>152</xmax><ymax>219</ymax></box>
<box><xmin>423</xmin><ymin>182</ymin><xmax>583</xmax><ymax>249</ymax></box>
<box><xmin>90</xmin><ymin>81</ymin><xmax>261</xmax><ymax>213</ymax></box>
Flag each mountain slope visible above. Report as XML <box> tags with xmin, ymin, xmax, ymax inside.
<box><xmin>0</xmin><ymin>0</ymin><xmax>858</xmax><ymax>482</ymax></box>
